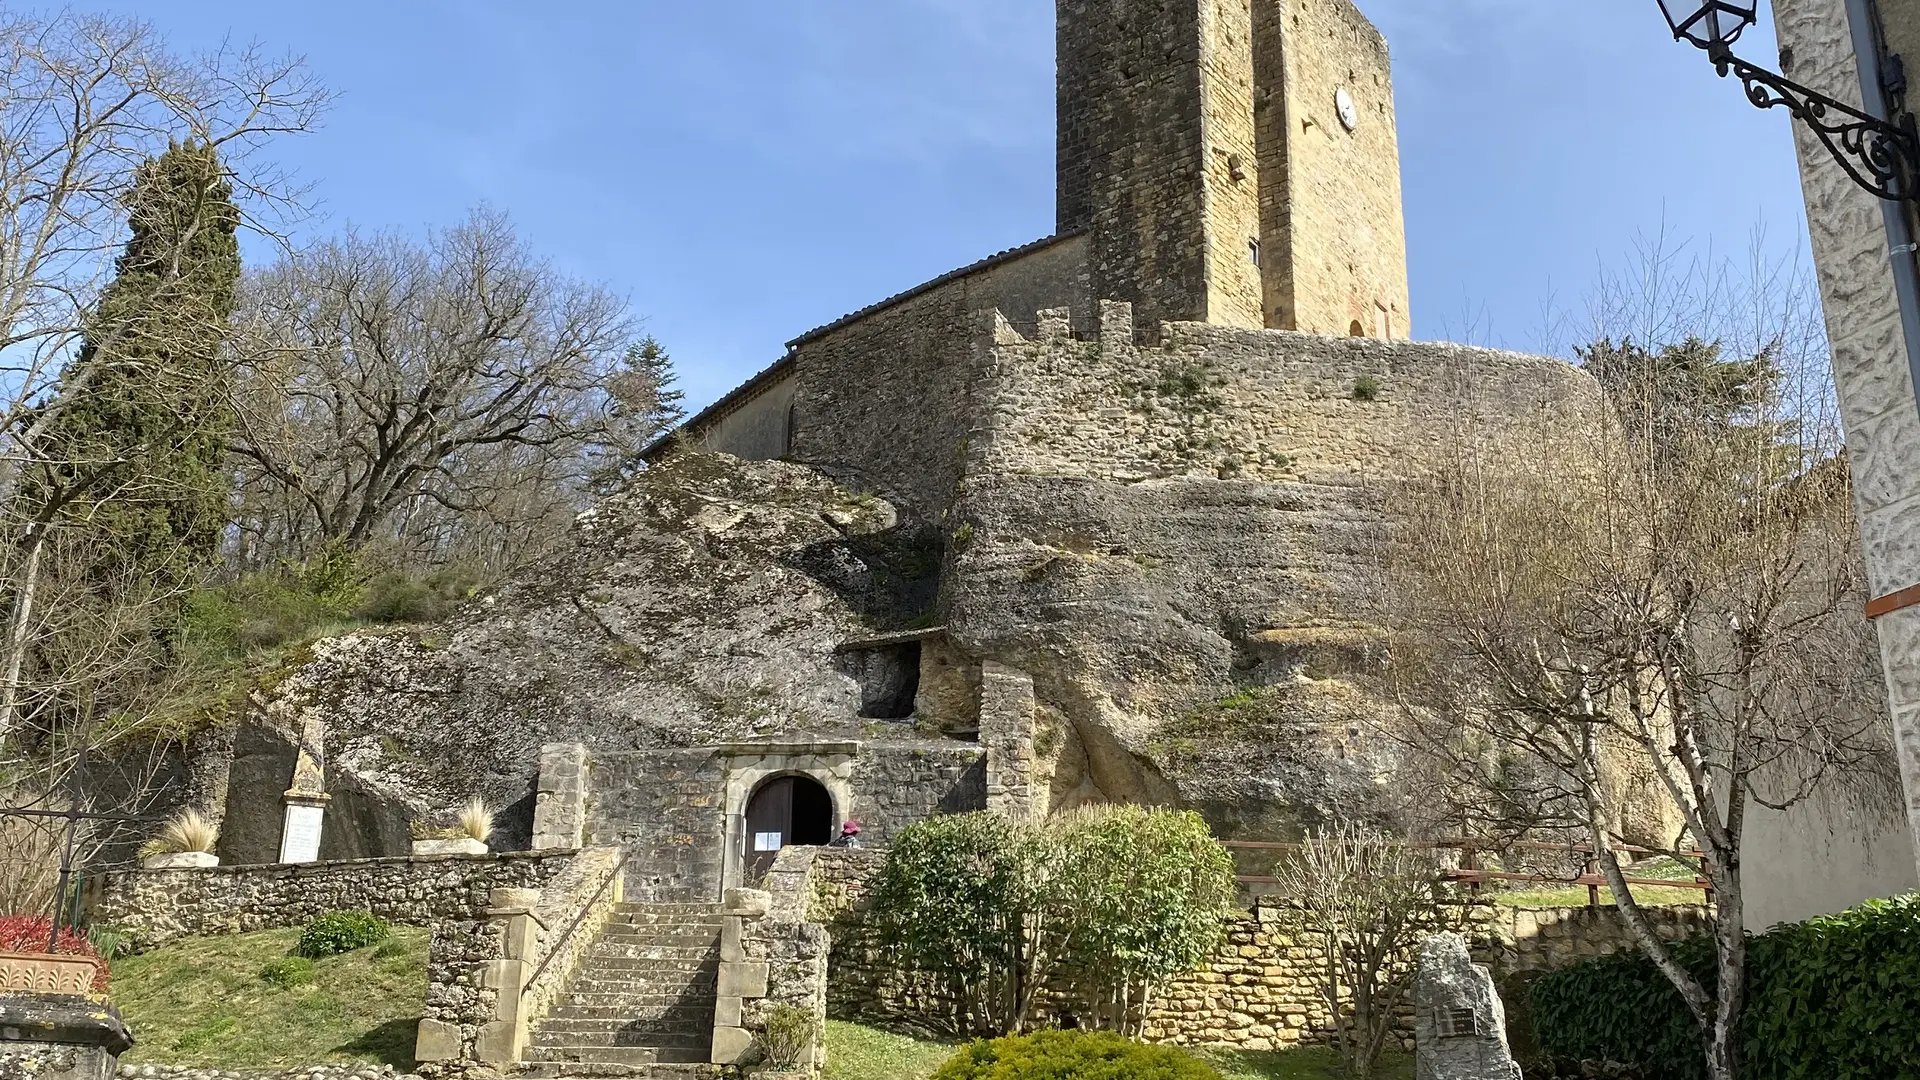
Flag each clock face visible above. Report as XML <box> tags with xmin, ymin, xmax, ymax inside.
<box><xmin>1335</xmin><ymin>88</ymin><xmax>1358</xmax><ymax>132</ymax></box>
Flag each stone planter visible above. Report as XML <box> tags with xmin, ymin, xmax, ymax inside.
<box><xmin>139</xmin><ymin>851</ymin><xmax>218</xmax><ymax>870</ymax></box>
<box><xmin>0</xmin><ymin>950</ymin><xmax>102</xmax><ymax>994</ymax></box>
<box><xmin>412</xmin><ymin>838</ymin><xmax>489</xmax><ymax>856</ymax></box>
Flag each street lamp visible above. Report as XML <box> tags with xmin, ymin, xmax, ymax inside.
<box><xmin>1657</xmin><ymin>0</ymin><xmax>1758</xmax><ymax>50</ymax></box>
<box><xmin>1656</xmin><ymin>0</ymin><xmax>1920</xmax><ymax>201</ymax></box>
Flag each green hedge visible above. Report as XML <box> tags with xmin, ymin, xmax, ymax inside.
<box><xmin>931</xmin><ymin>1030</ymin><xmax>1221</xmax><ymax>1080</ymax></box>
<box><xmin>1532</xmin><ymin>894</ymin><xmax>1920</xmax><ymax>1080</ymax></box>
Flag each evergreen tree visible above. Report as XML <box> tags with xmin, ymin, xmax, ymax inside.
<box><xmin>27</xmin><ymin>140</ymin><xmax>242</xmax><ymax>601</ymax></box>
<box><xmin>589</xmin><ymin>336</ymin><xmax>687</xmax><ymax>494</ymax></box>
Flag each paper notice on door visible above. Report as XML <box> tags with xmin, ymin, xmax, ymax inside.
<box><xmin>753</xmin><ymin>832</ymin><xmax>783</xmax><ymax>852</ymax></box>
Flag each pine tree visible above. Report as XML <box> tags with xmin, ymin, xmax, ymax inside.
<box><xmin>27</xmin><ymin>140</ymin><xmax>242</xmax><ymax>602</ymax></box>
<box><xmin>589</xmin><ymin>336</ymin><xmax>687</xmax><ymax>494</ymax></box>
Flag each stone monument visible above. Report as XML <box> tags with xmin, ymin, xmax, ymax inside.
<box><xmin>1414</xmin><ymin>933</ymin><xmax>1520</xmax><ymax>1080</ymax></box>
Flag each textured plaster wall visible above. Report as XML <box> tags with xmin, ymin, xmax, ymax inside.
<box><xmin>786</xmin><ymin>235</ymin><xmax>1089</xmax><ymax>519</ymax></box>
<box><xmin>1772</xmin><ymin>0</ymin><xmax>1920</xmax><ymax>878</ymax></box>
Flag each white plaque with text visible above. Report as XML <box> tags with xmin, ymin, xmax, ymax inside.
<box><xmin>279</xmin><ymin>803</ymin><xmax>325</xmax><ymax>864</ymax></box>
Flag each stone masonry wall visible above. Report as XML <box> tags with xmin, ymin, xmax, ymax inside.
<box><xmin>801</xmin><ymin>848</ymin><xmax>1709</xmax><ymax>1051</ymax></box>
<box><xmin>1056</xmin><ymin>0</ymin><xmax>1212</xmax><ymax>332</ymax></box>
<box><xmin>787</xmin><ymin>235</ymin><xmax>1088</xmax><ymax>520</ymax></box>
<box><xmin>93</xmin><ymin>851</ymin><xmax>581</xmax><ymax>952</ymax></box>
<box><xmin>585</xmin><ymin>748</ymin><xmax>728</xmax><ymax>903</ymax></box>
<box><xmin>1259</xmin><ymin>0</ymin><xmax>1409</xmax><ymax>338</ymax></box>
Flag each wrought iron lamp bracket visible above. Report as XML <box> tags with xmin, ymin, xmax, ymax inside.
<box><xmin>1710</xmin><ymin>41</ymin><xmax>1920</xmax><ymax>202</ymax></box>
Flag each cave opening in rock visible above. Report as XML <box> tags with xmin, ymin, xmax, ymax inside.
<box><xmin>847</xmin><ymin>641</ymin><xmax>922</xmax><ymax>720</ymax></box>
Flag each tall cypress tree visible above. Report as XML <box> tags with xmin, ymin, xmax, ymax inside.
<box><xmin>29</xmin><ymin>140</ymin><xmax>242</xmax><ymax>603</ymax></box>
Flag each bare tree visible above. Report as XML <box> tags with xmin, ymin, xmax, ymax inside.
<box><xmin>228</xmin><ymin>208</ymin><xmax>662</xmax><ymax>575</ymax></box>
<box><xmin>1274</xmin><ymin>825</ymin><xmax>1446</xmax><ymax>1080</ymax></box>
<box><xmin>0</xmin><ymin>11</ymin><xmax>326</xmax><ymax>747</ymax></box>
<box><xmin>1382</xmin><ymin>249</ymin><xmax>1896</xmax><ymax>1079</ymax></box>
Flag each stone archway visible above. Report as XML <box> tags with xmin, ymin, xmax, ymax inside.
<box><xmin>719</xmin><ymin>741</ymin><xmax>858</xmax><ymax>896</ymax></box>
<box><xmin>743</xmin><ymin>774</ymin><xmax>834</xmax><ymax>881</ymax></box>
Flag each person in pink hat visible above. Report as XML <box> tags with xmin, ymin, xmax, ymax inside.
<box><xmin>829</xmin><ymin>820</ymin><xmax>862</xmax><ymax>848</ymax></box>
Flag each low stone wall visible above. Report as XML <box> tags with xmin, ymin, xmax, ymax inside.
<box><xmin>714</xmin><ymin>847</ymin><xmax>831</xmax><ymax>1073</ymax></box>
<box><xmin>94</xmin><ymin>852</ymin><xmax>584</xmax><ymax>952</ymax></box>
<box><xmin>801</xmin><ymin>847</ymin><xmax>1712</xmax><ymax>1051</ymax></box>
<box><xmin>414</xmin><ymin>848</ymin><xmax>623</xmax><ymax>1077</ymax></box>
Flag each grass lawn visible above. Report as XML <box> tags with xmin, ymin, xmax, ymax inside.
<box><xmin>822</xmin><ymin>1020</ymin><xmax>1412</xmax><ymax>1080</ymax></box>
<box><xmin>110</xmin><ymin>926</ymin><xmax>428</xmax><ymax>1068</ymax></box>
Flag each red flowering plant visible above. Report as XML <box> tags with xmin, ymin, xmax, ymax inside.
<box><xmin>0</xmin><ymin>915</ymin><xmax>109</xmax><ymax>991</ymax></box>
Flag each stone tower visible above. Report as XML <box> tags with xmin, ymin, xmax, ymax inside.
<box><xmin>1057</xmin><ymin>0</ymin><xmax>1411</xmax><ymax>338</ymax></box>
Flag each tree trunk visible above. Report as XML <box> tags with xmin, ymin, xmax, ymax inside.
<box><xmin>0</xmin><ymin>525</ymin><xmax>46</xmax><ymax>744</ymax></box>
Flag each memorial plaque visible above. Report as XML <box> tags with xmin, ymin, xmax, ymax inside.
<box><xmin>280</xmin><ymin>802</ymin><xmax>325</xmax><ymax>863</ymax></box>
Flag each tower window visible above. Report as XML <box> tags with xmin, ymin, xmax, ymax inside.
<box><xmin>1249</xmin><ymin>239</ymin><xmax>1262</xmax><ymax>268</ymax></box>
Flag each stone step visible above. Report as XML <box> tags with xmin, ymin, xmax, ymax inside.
<box><xmin>561</xmin><ymin>977</ymin><xmax>718</xmax><ymax>997</ymax></box>
<box><xmin>514</xmin><ymin>1053</ymin><xmax>721</xmax><ymax>1068</ymax></box>
<box><xmin>583</xmin><ymin>937</ymin><xmax>721</xmax><ymax>953</ymax></box>
<box><xmin>610</xmin><ymin>895</ymin><xmax>721</xmax><ymax>910</ymax></box>
<box><xmin>569</xmin><ymin>959</ymin><xmax>719</xmax><ymax>977</ymax></box>
<box><xmin>603</xmin><ymin>916</ymin><xmax>727</xmax><ymax>930</ymax></box>
<box><xmin>525</xmin><ymin>1042</ymin><xmax>712</xmax><ymax>1065</ymax></box>
<box><xmin>534</xmin><ymin>1017</ymin><xmax>715</xmax><ymax>1039</ymax></box>
<box><xmin>547</xmin><ymin>1002</ymin><xmax>718</xmax><ymax>1022</ymax></box>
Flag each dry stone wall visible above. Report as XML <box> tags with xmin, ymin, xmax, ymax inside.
<box><xmin>93</xmin><ymin>851</ymin><xmax>581</xmax><ymax>952</ymax></box>
<box><xmin>800</xmin><ymin>848</ymin><xmax>1708</xmax><ymax>1052</ymax></box>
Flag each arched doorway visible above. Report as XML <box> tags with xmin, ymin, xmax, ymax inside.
<box><xmin>744</xmin><ymin>774</ymin><xmax>834</xmax><ymax>880</ymax></box>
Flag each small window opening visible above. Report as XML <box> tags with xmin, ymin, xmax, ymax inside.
<box><xmin>842</xmin><ymin>642</ymin><xmax>922</xmax><ymax>720</ymax></box>
<box><xmin>1349</xmin><ymin>320</ymin><xmax>1366</xmax><ymax>338</ymax></box>
<box><xmin>1249</xmin><ymin>239</ymin><xmax>1262</xmax><ymax>268</ymax></box>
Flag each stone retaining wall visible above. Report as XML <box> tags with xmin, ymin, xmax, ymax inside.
<box><xmin>93</xmin><ymin>851</ymin><xmax>583</xmax><ymax>952</ymax></box>
<box><xmin>800</xmin><ymin>847</ymin><xmax>1711</xmax><ymax>1051</ymax></box>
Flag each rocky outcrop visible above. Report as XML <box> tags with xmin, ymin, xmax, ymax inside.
<box><xmin>231</xmin><ymin>455</ymin><xmax>943</xmax><ymax>834</ymax></box>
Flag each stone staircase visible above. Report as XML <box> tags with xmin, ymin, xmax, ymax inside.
<box><xmin>517</xmin><ymin>902</ymin><xmax>727</xmax><ymax>1079</ymax></box>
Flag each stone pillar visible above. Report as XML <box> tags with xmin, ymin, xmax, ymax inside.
<box><xmin>1414</xmin><ymin>933</ymin><xmax>1520</xmax><ymax>1080</ymax></box>
<box><xmin>979</xmin><ymin>661</ymin><xmax>1038</xmax><ymax>820</ymax></box>
<box><xmin>0</xmin><ymin>992</ymin><xmax>134</xmax><ymax>1080</ymax></box>
<box><xmin>711</xmin><ymin>888</ymin><xmax>772</xmax><ymax>1067</ymax></box>
<box><xmin>532</xmin><ymin>742</ymin><xmax>588</xmax><ymax>850</ymax></box>
<box><xmin>471</xmin><ymin>887</ymin><xmax>542</xmax><ymax>1067</ymax></box>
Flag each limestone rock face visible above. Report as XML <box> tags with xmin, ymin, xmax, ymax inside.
<box><xmin>1414</xmin><ymin>933</ymin><xmax>1520</xmax><ymax>1080</ymax></box>
<box><xmin>236</xmin><ymin>455</ymin><xmax>940</xmax><ymax>837</ymax></box>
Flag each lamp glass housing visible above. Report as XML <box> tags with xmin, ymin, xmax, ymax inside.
<box><xmin>1658</xmin><ymin>0</ymin><xmax>1759</xmax><ymax>50</ymax></box>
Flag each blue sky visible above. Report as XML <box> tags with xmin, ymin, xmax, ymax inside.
<box><xmin>83</xmin><ymin>1</ymin><xmax>1812</xmax><ymax>411</ymax></box>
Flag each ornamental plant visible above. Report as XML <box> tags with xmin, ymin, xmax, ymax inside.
<box><xmin>869</xmin><ymin>808</ymin><xmax>1234</xmax><ymax>1038</ymax></box>
<box><xmin>1053</xmin><ymin>806</ymin><xmax>1237</xmax><ymax>1037</ymax></box>
<box><xmin>930</xmin><ymin>1029</ymin><xmax>1223</xmax><ymax>1080</ymax></box>
<box><xmin>0</xmin><ymin>915</ymin><xmax>109</xmax><ymax>990</ymax></box>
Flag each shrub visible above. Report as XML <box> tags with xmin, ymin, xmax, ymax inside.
<box><xmin>0</xmin><ymin>916</ymin><xmax>108</xmax><ymax>990</ymax></box>
<box><xmin>260</xmin><ymin>956</ymin><xmax>315</xmax><ymax>989</ymax></box>
<box><xmin>296</xmin><ymin>911</ymin><xmax>390</xmax><ymax>958</ymax></box>
<box><xmin>1531</xmin><ymin>893</ymin><xmax>1920</xmax><ymax>1080</ymax></box>
<box><xmin>756</xmin><ymin>1003</ymin><xmax>818</xmax><ymax>1068</ymax></box>
<box><xmin>1352</xmin><ymin>375</ymin><xmax>1382</xmax><ymax>401</ymax></box>
<box><xmin>138</xmin><ymin>807</ymin><xmax>218</xmax><ymax>857</ymax></box>
<box><xmin>354</xmin><ymin>566</ymin><xmax>482</xmax><ymax>624</ymax></box>
<box><xmin>869</xmin><ymin>812</ymin><xmax>1053</xmax><ymax>1036</ymax></box>
<box><xmin>1053</xmin><ymin>806</ymin><xmax>1236</xmax><ymax>1037</ymax></box>
<box><xmin>869</xmin><ymin>808</ymin><xmax>1235</xmax><ymax>1039</ymax></box>
<box><xmin>931</xmin><ymin>1030</ymin><xmax>1222</xmax><ymax>1080</ymax></box>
